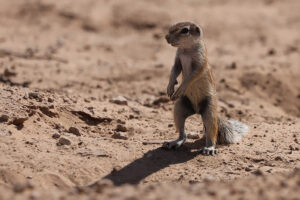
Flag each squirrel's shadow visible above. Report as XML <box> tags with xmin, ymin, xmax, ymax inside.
<box><xmin>94</xmin><ymin>138</ymin><xmax>206</xmax><ymax>186</ymax></box>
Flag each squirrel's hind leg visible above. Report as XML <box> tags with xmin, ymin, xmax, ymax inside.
<box><xmin>163</xmin><ymin>96</ymin><xmax>195</xmax><ymax>150</ymax></box>
<box><xmin>199</xmin><ymin>96</ymin><xmax>219</xmax><ymax>155</ymax></box>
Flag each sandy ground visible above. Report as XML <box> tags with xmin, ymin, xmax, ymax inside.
<box><xmin>0</xmin><ymin>0</ymin><xmax>300</xmax><ymax>199</ymax></box>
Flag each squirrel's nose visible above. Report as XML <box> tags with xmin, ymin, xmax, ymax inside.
<box><xmin>165</xmin><ymin>34</ymin><xmax>170</xmax><ymax>42</ymax></box>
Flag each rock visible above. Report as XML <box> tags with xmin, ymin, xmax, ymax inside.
<box><xmin>268</xmin><ymin>48</ymin><xmax>276</xmax><ymax>55</ymax></box>
<box><xmin>0</xmin><ymin>114</ymin><xmax>9</xmax><ymax>122</ymax></box>
<box><xmin>28</xmin><ymin>91</ymin><xmax>43</xmax><ymax>101</ymax></box>
<box><xmin>28</xmin><ymin>92</ymin><xmax>39</xmax><ymax>99</ymax></box>
<box><xmin>82</xmin><ymin>20</ymin><xmax>99</xmax><ymax>32</ymax></box>
<box><xmin>48</xmin><ymin>97</ymin><xmax>54</xmax><ymax>103</ymax></box>
<box><xmin>39</xmin><ymin>106</ymin><xmax>59</xmax><ymax>118</ymax></box>
<box><xmin>112</xmin><ymin>132</ymin><xmax>128</xmax><ymax>140</ymax></box>
<box><xmin>69</xmin><ymin>126</ymin><xmax>81</xmax><ymax>136</ymax></box>
<box><xmin>115</xmin><ymin>124</ymin><xmax>127</xmax><ymax>132</ymax></box>
<box><xmin>10</xmin><ymin>117</ymin><xmax>29</xmax><ymax>125</ymax></box>
<box><xmin>252</xmin><ymin>169</ymin><xmax>264</xmax><ymax>176</ymax></box>
<box><xmin>52</xmin><ymin>133</ymin><xmax>61</xmax><ymax>139</ymax></box>
<box><xmin>245</xmin><ymin>167</ymin><xmax>252</xmax><ymax>172</ymax></box>
<box><xmin>57</xmin><ymin>136</ymin><xmax>71</xmax><ymax>146</ymax></box>
<box><xmin>187</xmin><ymin>132</ymin><xmax>200</xmax><ymax>139</ymax></box>
<box><xmin>109</xmin><ymin>96</ymin><xmax>128</xmax><ymax>105</ymax></box>
<box><xmin>152</xmin><ymin>96</ymin><xmax>169</xmax><ymax>105</ymax></box>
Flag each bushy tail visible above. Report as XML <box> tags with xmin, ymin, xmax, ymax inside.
<box><xmin>217</xmin><ymin>118</ymin><xmax>249</xmax><ymax>144</ymax></box>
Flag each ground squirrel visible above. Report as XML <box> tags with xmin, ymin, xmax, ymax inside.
<box><xmin>163</xmin><ymin>22</ymin><xmax>248</xmax><ymax>155</ymax></box>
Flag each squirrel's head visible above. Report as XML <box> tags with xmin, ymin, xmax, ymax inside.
<box><xmin>165</xmin><ymin>22</ymin><xmax>203</xmax><ymax>49</ymax></box>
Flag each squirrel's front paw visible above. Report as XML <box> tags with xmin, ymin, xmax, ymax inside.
<box><xmin>171</xmin><ymin>86</ymin><xmax>185</xmax><ymax>101</ymax></box>
<box><xmin>167</xmin><ymin>84</ymin><xmax>175</xmax><ymax>97</ymax></box>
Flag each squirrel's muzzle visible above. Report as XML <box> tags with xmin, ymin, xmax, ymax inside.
<box><xmin>165</xmin><ymin>34</ymin><xmax>171</xmax><ymax>43</ymax></box>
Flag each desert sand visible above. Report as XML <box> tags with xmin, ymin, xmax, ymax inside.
<box><xmin>0</xmin><ymin>0</ymin><xmax>299</xmax><ymax>199</ymax></box>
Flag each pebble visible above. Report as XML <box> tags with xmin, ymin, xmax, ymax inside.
<box><xmin>187</xmin><ymin>132</ymin><xmax>200</xmax><ymax>139</ymax></box>
<box><xmin>274</xmin><ymin>156</ymin><xmax>283</xmax><ymax>161</ymax></box>
<box><xmin>152</xmin><ymin>96</ymin><xmax>169</xmax><ymax>105</ymax></box>
<box><xmin>57</xmin><ymin>136</ymin><xmax>71</xmax><ymax>146</ymax></box>
<box><xmin>52</xmin><ymin>132</ymin><xmax>61</xmax><ymax>139</ymax></box>
<box><xmin>109</xmin><ymin>96</ymin><xmax>128</xmax><ymax>105</ymax></box>
<box><xmin>48</xmin><ymin>97</ymin><xmax>54</xmax><ymax>103</ymax></box>
<box><xmin>112</xmin><ymin>132</ymin><xmax>128</xmax><ymax>140</ymax></box>
<box><xmin>69</xmin><ymin>126</ymin><xmax>81</xmax><ymax>136</ymax></box>
<box><xmin>245</xmin><ymin>167</ymin><xmax>252</xmax><ymax>172</ymax></box>
<box><xmin>0</xmin><ymin>114</ymin><xmax>9</xmax><ymax>122</ymax></box>
<box><xmin>252</xmin><ymin>169</ymin><xmax>264</xmax><ymax>176</ymax></box>
<box><xmin>115</xmin><ymin>124</ymin><xmax>127</xmax><ymax>132</ymax></box>
<box><xmin>28</xmin><ymin>92</ymin><xmax>39</xmax><ymax>99</ymax></box>
<box><xmin>10</xmin><ymin>117</ymin><xmax>29</xmax><ymax>125</ymax></box>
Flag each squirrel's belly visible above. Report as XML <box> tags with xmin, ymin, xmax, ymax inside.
<box><xmin>185</xmin><ymin>78</ymin><xmax>213</xmax><ymax>112</ymax></box>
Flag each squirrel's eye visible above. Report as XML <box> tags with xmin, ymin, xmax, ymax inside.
<box><xmin>180</xmin><ymin>28</ymin><xmax>189</xmax><ymax>34</ymax></box>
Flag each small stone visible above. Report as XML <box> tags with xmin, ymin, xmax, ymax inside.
<box><xmin>115</xmin><ymin>124</ymin><xmax>127</xmax><ymax>132</ymax></box>
<box><xmin>129</xmin><ymin>114</ymin><xmax>134</xmax><ymax>119</ymax></box>
<box><xmin>112</xmin><ymin>132</ymin><xmax>128</xmax><ymax>140</ymax></box>
<box><xmin>23</xmin><ymin>93</ymin><xmax>29</xmax><ymax>99</ymax></box>
<box><xmin>152</xmin><ymin>96</ymin><xmax>169</xmax><ymax>105</ymax></box>
<box><xmin>268</xmin><ymin>48</ymin><xmax>276</xmax><ymax>55</ymax></box>
<box><xmin>0</xmin><ymin>114</ymin><xmax>9</xmax><ymax>122</ymax></box>
<box><xmin>84</xmin><ymin>98</ymin><xmax>91</xmax><ymax>103</ymax></box>
<box><xmin>52</xmin><ymin>133</ymin><xmax>61</xmax><ymax>139</ymax></box>
<box><xmin>109</xmin><ymin>96</ymin><xmax>128</xmax><ymax>105</ymax></box>
<box><xmin>57</xmin><ymin>136</ymin><xmax>71</xmax><ymax>146</ymax></box>
<box><xmin>245</xmin><ymin>167</ymin><xmax>252</xmax><ymax>172</ymax></box>
<box><xmin>117</xmin><ymin>119</ymin><xmax>125</xmax><ymax>124</ymax></box>
<box><xmin>289</xmin><ymin>145</ymin><xmax>295</xmax><ymax>151</ymax></box>
<box><xmin>230</xmin><ymin>62</ymin><xmax>237</xmax><ymax>69</ymax></box>
<box><xmin>187</xmin><ymin>132</ymin><xmax>200</xmax><ymax>139</ymax></box>
<box><xmin>48</xmin><ymin>97</ymin><xmax>54</xmax><ymax>103</ymax></box>
<box><xmin>69</xmin><ymin>126</ymin><xmax>81</xmax><ymax>136</ymax></box>
<box><xmin>207</xmin><ymin>190</ymin><xmax>216</xmax><ymax>196</ymax></box>
<box><xmin>275</xmin><ymin>156</ymin><xmax>283</xmax><ymax>161</ymax></box>
<box><xmin>252</xmin><ymin>169</ymin><xmax>264</xmax><ymax>176</ymax></box>
<box><xmin>28</xmin><ymin>92</ymin><xmax>39</xmax><ymax>99</ymax></box>
<box><xmin>10</xmin><ymin>117</ymin><xmax>29</xmax><ymax>125</ymax></box>
<box><xmin>63</xmin><ymin>98</ymin><xmax>69</xmax><ymax>103</ymax></box>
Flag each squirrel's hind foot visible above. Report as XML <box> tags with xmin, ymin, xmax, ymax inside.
<box><xmin>162</xmin><ymin>138</ymin><xmax>186</xmax><ymax>150</ymax></box>
<box><xmin>200</xmin><ymin>146</ymin><xmax>218</xmax><ymax>156</ymax></box>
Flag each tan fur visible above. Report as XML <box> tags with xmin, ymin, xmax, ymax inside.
<box><xmin>165</xmin><ymin>21</ymin><xmax>219</xmax><ymax>152</ymax></box>
<box><xmin>164</xmin><ymin>22</ymin><xmax>248</xmax><ymax>154</ymax></box>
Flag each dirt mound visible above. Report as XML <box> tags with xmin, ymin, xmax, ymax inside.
<box><xmin>240</xmin><ymin>72</ymin><xmax>300</xmax><ymax>117</ymax></box>
<box><xmin>112</xmin><ymin>1</ymin><xmax>170</xmax><ymax>30</ymax></box>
